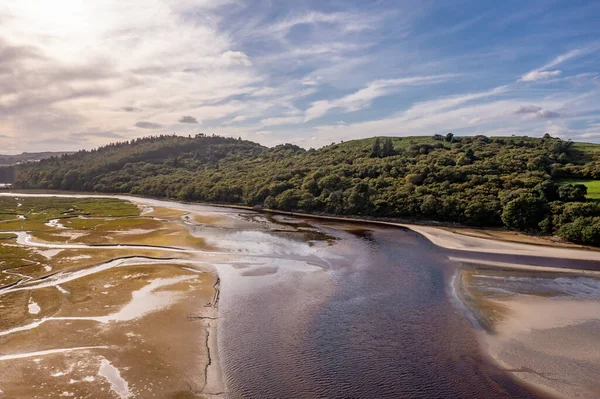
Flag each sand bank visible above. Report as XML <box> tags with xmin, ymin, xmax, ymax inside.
<box><xmin>405</xmin><ymin>224</ymin><xmax>600</xmax><ymax>261</ymax></box>
<box><xmin>455</xmin><ymin>262</ymin><xmax>600</xmax><ymax>399</ymax></box>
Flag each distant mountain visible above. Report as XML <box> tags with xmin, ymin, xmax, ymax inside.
<box><xmin>12</xmin><ymin>133</ymin><xmax>600</xmax><ymax>245</ymax></box>
<box><xmin>0</xmin><ymin>152</ymin><xmax>75</xmax><ymax>166</ymax></box>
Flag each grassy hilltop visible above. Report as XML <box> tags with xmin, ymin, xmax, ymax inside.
<box><xmin>12</xmin><ymin>133</ymin><xmax>600</xmax><ymax>245</ymax></box>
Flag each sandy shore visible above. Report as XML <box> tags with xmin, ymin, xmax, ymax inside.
<box><xmin>402</xmin><ymin>224</ymin><xmax>600</xmax><ymax>261</ymax></box>
<box><xmin>485</xmin><ymin>298</ymin><xmax>600</xmax><ymax>399</ymax></box>
<box><xmin>455</xmin><ymin>258</ymin><xmax>600</xmax><ymax>399</ymax></box>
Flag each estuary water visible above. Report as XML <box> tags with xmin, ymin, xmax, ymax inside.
<box><xmin>216</xmin><ymin>222</ymin><xmax>543</xmax><ymax>399</ymax></box>
<box><xmin>3</xmin><ymin>193</ymin><xmax>598</xmax><ymax>398</ymax></box>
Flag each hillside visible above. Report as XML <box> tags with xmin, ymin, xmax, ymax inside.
<box><xmin>0</xmin><ymin>151</ymin><xmax>75</xmax><ymax>166</ymax></box>
<box><xmin>12</xmin><ymin>133</ymin><xmax>600</xmax><ymax>245</ymax></box>
<box><xmin>0</xmin><ymin>152</ymin><xmax>75</xmax><ymax>184</ymax></box>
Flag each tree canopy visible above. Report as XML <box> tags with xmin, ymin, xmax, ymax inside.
<box><xmin>13</xmin><ymin>133</ymin><xmax>600</xmax><ymax>246</ymax></box>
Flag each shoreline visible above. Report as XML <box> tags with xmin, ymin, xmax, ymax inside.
<box><xmin>3</xmin><ymin>191</ymin><xmax>599</xmax><ymax>398</ymax></box>
<box><xmin>452</xmin><ymin>258</ymin><xmax>600</xmax><ymax>399</ymax></box>
<box><xmin>3</xmin><ymin>190</ymin><xmax>599</xmax><ymax>261</ymax></box>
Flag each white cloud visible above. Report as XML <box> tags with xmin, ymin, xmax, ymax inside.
<box><xmin>0</xmin><ymin>0</ymin><xmax>263</xmax><ymax>150</ymax></box>
<box><xmin>301</xmin><ymin>76</ymin><xmax>322</xmax><ymax>86</ymax></box>
<box><xmin>220</xmin><ymin>51</ymin><xmax>252</xmax><ymax>66</ymax></box>
<box><xmin>304</xmin><ymin>74</ymin><xmax>457</xmax><ymax>121</ymax></box>
<box><xmin>259</xmin><ymin>116</ymin><xmax>304</xmax><ymax>127</ymax></box>
<box><xmin>518</xmin><ymin>48</ymin><xmax>590</xmax><ymax>82</ymax></box>
<box><xmin>520</xmin><ymin>70</ymin><xmax>561</xmax><ymax>82</ymax></box>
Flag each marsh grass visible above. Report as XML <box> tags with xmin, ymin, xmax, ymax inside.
<box><xmin>0</xmin><ymin>196</ymin><xmax>158</xmax><ymax>280</ymax></box>
<box><xmin>0</xmin><ymin>243</ymin><xmax>44</xmax><ymax>271</ymax></box>
<box><xmin>0</xmin><ymin>197</ymin><xmax>139</xmax><ymax>232</ymax></box>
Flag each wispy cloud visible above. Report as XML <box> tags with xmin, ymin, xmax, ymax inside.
<box><xmin>0</xmin><ymin>1</ymin><xmax>599</xmax><ymax>151</ymax></box>
<box><xmin>519</xmin><ymin>48</ymin><xmax>590</xmax><ymax>82</ymax></box>
<box><xmin>402</xmin><ymin>86</ymin><xmax>509</xmax><ymax>119</ymax></box>
<box><xmin>305</xmin><ymin>75</ymin><xmax>457</xmax><ymax>121</ymax></box>
<box><xmin>520</xmin><ymin>70</ymin><xmax>562</xmax><ymax>82</ymax></box>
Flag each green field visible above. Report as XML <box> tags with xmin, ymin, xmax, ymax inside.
<box><xmin>557</xmin><ymin>179</ymin><xmax>600</xmax><ymax>200</ymax></box>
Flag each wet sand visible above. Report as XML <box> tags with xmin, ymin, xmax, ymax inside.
<box><xmin>455</xmin><ymin>261</ymin><xmax>600</xmax><ymax>399</ymax></box>
<box><xmin>0</xmin><ymin>262</ymin><xmax>222</xmax><ymax>398</ymax></box>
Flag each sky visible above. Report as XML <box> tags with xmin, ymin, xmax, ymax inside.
<box><xmin>1</xmin><ymin>0</ymin><xmax>600</xmax><ymax>153</ymax></box>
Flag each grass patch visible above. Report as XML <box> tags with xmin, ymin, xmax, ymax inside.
<box><xmin>0</xmin><ymin>197</ymin><xmax>140</xmax><ymax>231</ymax></box>
<box><xmin>557</xmin><ymin>178</ymin><xmax>600</xmax><ymax>200</ymax></box>
<box><xmin>0</xmin><ymin>241</ymin><xmax>44</xmax><ymax>271</ymax></box>
<box><xmin>0</xmin><ymin>233</ymin><xmax>17</xmax><ymax>240</ymax></box>
<box><xmin>62</xmin><ymin>217</ymin><xmax>157</xmax><ymax>230</ymax></box>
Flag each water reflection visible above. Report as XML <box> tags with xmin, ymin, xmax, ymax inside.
<box><xmin>216</xmin><ymin>220</ymin><xmax>542</xmax><ymax>399</ymax></box>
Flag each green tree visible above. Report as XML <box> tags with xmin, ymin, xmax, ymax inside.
<box><xmin>345</xmin><ymin>182</ymin><xmax>373</xmax><ymax>214</ymax></box>
<box><xmin>381</xmin><ymin>138</ymin><xmax>396</xmax><ymax>157</ymax></box>
<box><xmin>556</xmin><ymin>217</ymin><xmax>600</xmax><ymax>245</ymax></box>
<box><xmin>370</xmin><ymin>138</ymin><xmax>382</xmax><ymax>158</ymax></box>
<box><xmin>501</xmin><ymin>193</ymin><xmax>547</xmax><ymax>230</ymax></box>
<box><xmin>420</xmin><ymin>195</ymin><xmax>439</xmax><ymax>216</ymax></box>
<box><xmin>277</xmin><ymin>189</ymin><xmax>300</xmax><ymax>210</ymax></box>
<box><xmin>557</xmin><ymin>184</ymin><xmax>587</xmax><ymax>202</ymax></box>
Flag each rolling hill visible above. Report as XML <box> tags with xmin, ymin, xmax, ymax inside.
<box><xmin>11</xmin><ymin>133</ymin><xmax>600</xmax><ymax>245</ymax></box>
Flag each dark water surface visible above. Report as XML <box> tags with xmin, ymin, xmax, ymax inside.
<box><xmin>219</xmin><ymin>221</ymin><xmax>545</xmax><ymax>399</ymax></box>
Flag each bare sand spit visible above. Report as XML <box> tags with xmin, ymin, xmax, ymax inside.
<box><xmin>405</xmin><ymin>224</ymin><xmax>600</xmax><ymax>261</ymax></box>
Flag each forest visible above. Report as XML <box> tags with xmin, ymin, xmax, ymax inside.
<box><xmin>11</xmin><ymin>133</ymin><xmax>600</xmax><ymax>246</ymax></box>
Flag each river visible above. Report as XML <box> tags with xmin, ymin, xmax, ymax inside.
<box><xmin>216</xmin><ymin>221</ymin><xmax>544</xmax><ymax>398</ymax></box>
<box><xmin>2</xmin><ymin>193</ymin><xmax>599</xmax><ymax>398</ymax></box>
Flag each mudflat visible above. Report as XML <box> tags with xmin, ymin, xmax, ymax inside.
<box><xmin>0</xmin><ymin>196</ymin><xmax>222</xmax><ymax>398</ymax></box>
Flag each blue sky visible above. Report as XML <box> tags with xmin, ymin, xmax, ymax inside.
<box><xmin>1</xmin><ymin>0</ymin><xmax>599</xmax><ymax>152</ymax></box>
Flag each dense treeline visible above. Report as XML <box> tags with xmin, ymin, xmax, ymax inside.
<box><xmin>0</xmin><ymin>166</ymin><xmax>14</xmax><ymax>183</ymax></box>
<box><xmin>13</xmin><ymin>133</ymin><xmax>600</xmax><ymax>246</ymax></box>
<box><xmin>0</xmin><ymin>152</ymin><xmax>74</xmax><ymax>167</ymax></box>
